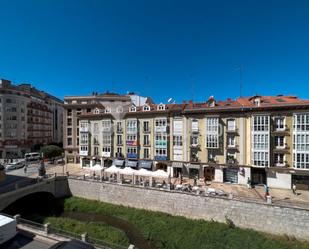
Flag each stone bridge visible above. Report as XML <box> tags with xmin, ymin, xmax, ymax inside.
<box><xmin>0</xmin><ymin>176</ymin><xmax>70</xmax><ymax>211</ymax></box>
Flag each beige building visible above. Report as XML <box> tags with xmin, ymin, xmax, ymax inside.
<box><xmin>63</xmin><ymin>93</ymin><xmax>309</xmax><ymax>190</ymax></box>
<box><xmin>0</xmin><ymin>79</ymin><xmax>63</xmax><ymax>159</ymax></box>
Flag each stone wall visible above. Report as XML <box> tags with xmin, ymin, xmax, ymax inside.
<box><xmin>68</xmin><ymin>179</ymin><xmax>309</xmax><ymax>240</ymax></box>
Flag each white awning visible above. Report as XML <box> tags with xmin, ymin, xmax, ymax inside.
<box><xmin>89</xmin><ymin>164</ymin><xmax>103</xmax><ymax>171</ymax></box>
<box><xmin>120</xmin><ymin>167</ymin><xmax>137</xmax><ymax>175</ymax></box>
<box><xmin>152</xmin><ymin>169</ymin><xmax>169</xmax><ymax>178</ymax></box>
<box><xmin>135</xmin><ymin>168</ymin><xmax>153</xmax><ymax>177</ymax></box>
<box><xmin>105</xmin><ymin>165</ymin><xmax>120</xmax><ymax>174</ymax></box>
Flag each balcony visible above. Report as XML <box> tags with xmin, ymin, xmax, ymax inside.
<box><xmin>272</xmin><ymin>126</ymin><xmax>290</xmax><ymax>134</ymax></box>
<box><xmin>226</xmin><ymin>128</ymin><xmax>238</xmax><ymax>134</ymax></box>
<box><xmin>116</xmin><ymin>128</ymin><xmax>123</xmax><ymax>134</ymax></box>
<box><xmin>226</xmin><ymin>157</ymin><xmax>238</xmax><ymax>165</ymax></box>
<box><xmin>226</xmin><ymin>144</ymin><xmax>239</xmax><ymax>150</ymax></box>
<box><xmin>126</xmin><ymin>140</ymin><xmax>138</xmax><ymax>146</ymax></box>
<box><xmin>273</xmin><ymin>145</ymin><xmax>290</xmax><ymax>153</ymax></box>
<box><xmin>155</xmin><ymin>126</ymin><xmax>167</xmax><ymax>133</ymax></box>
<box><xmin>127</xmin><ymin>153</ymin><xmax>138</xmax><ymax>159</ymax></box>
<box><xmin>274</xmin><ymin>162</ymin><xmax>288</xmax><ymax>167</ymax></box>
<box><xmin>155</xmin><ymin>140</ymin><xmax>167</xmax><ymax>148</ymax></box>
<box><xmin>102</xmin><ymin>127</ymin><xmax>112</xmax><ymax>132</ymax></box>
<box><xmin>80</xmin><ymin>127</ymin><xmax>89</xmax><ymax>132</ymax></box>
<box><xmin>143</xmin><ymin>128</ymin><xmax>151</xmax><ymax>134</ymax></box>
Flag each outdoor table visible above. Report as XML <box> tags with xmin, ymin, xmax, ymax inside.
<box><xmin>175</xmin><ymin>184</ymin><xmax>182</xmax><ymax>190</ymax></box>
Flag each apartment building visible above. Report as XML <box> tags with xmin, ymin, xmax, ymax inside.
<box><xmin>0</xmin><ymin>79</ymin><xmax>63</xmax><ymax>158</ymax></box>
<box><xmin>63</xmin><ymin>93</ymin><xmax>309</xmax><ymax>190</ymax></box>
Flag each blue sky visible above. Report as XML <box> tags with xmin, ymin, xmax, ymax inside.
<box><xmin>0</xmin><ymin>0</ymin><xmax>309</xmax><ymax>103</ymax></box>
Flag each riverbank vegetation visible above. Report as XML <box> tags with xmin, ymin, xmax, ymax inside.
<box><xmin>45</xmin><ymin>197</ymin><xmax>309</xmax><ymax>249</ymax></box>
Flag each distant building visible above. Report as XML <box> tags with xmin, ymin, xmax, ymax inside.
<box><xmin>0</xmin><ymin>79</ymin><xmax>63</xmax><ymax>158</ymax></box>
<box><xmin>63</xmin><ymin>92</ymin><xmax>309</xmax><ymax>190</ymax></box>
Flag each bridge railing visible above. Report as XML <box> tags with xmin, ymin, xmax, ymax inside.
<box><xmin>0</xmin><ymin>174</ymin><xmax>55</xmax><ymax>195</ymax></box>
<box><xmin>11</xmin><ymin>215</ymin><xmax>130</xmax><ymax>249</ymax></box>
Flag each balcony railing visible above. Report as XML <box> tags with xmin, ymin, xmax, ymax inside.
<box><xmin>80</xmin><ymin>127</ymin><xmax>89</xmax><ymax>132</ymax></box>
<box><xmin>226</xmin><ymin>128</ymin><xmax>238</xmax><ymax>133</ymax></box>
<box><xmin>155</xmin><ymin>126</ymin><xmax>167</xmax><ymax>133</ymax></box>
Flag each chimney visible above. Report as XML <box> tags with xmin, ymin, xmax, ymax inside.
<box><xmin>189</xmin><ymin>100</ymin><xmax>193</xmax><ymax>107</ymax></box>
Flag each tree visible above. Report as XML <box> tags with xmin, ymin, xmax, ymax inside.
<box><xmin>40</xmin><ymin>145</ymin><xmax>63</xmax><ymax>159</ymax></box>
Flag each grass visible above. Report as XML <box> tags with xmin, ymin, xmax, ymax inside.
<box><xmin>59</xmin><ymin>197</ymin><xmax>309</xmax><ymax>249</ymax></box>
<box><xmin>44</xmin><ymin>216</ymin><xmax>130</xmax><ymax>247</ymax></box>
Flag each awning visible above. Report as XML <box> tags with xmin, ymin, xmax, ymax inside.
<box><xmin>139</xmin><ymin>160</ymin><xmax>152</xmax><ymax>169</ymax></box>
<box><xmin>125</xmin><ymin>159</ymin><xmax>138</xmax><ymax>168</ymax></box>
<box><xmin>186</xmin><ymin>163</ymin><xmax>201</xmax><ymax>169</ymax></box>
<box><xmin>113</xmin><ymin>159</ymin><xmax>124</xmax><ymax>167</ymax></box>
<box><xmin>172</xmin><ymin>162</ymin><xmax>183</xmax><ymax>168</ymax></box>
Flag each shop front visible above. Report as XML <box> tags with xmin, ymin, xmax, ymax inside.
<box><xmin>204</xmin><ymin>166</ymin><xmax>215</xmax><ymax>181</ymax></box>
<box><xmin>251</xmin><ymin>167</ymin><xmax>267</xmax><ymax>185</ymax></box>
<box><xmin>292</xmin><ymin>174</ymin><xmax>309</xmax><ymax>190</ymax></box>
<box><xmin>113</xmin><ymin>159</ymin><xmax>125</xmax><ymax>168</ymax></box>
<box><xmin>223</xmin><ymin>168</ymin><xmax>238</xmax><ymax>183</ymax></box>
<box><xmin>172</xmin><ymin>162</ymin><xmax>183</xmax><ymax>178</ymax></box>
<box><xmin>125</xmin><ymin>159</ymin><xmax>138</xmax><ymax>168</ymax></box>
<box><xmin>81</xmin><ymin>157</ymin><xmax>91</xmax><ymax>167</ymax></box>
<box><xmin>186</xmin><ymin>163</ymin><xmax>201</xmax><ymax>179</ymax></box>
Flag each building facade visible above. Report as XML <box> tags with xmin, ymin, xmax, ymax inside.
<box><xmin>0</xmin><ymin>79</ymin><xmax>63</xmax><ymax>158</ymax></box>
<box><xmin>63</xmin><ymin>93</ymin><xmax>309</xmax><ymax>190</ymax></box>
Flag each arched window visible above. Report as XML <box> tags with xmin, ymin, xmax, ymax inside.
<box><xmin>143</xmin><ymin>105</ymin><xmax>150</xmax><ymax>111</ymax></box>
<box><xmin>157</xmin><ymin>104</ymin><xmax>165</xmax><ymax>110</ymax></box>
<box><xmin>130</xmin><ymin>105</ymin><xmax>136</xmax><ymax>112</ymax></box>
<box><xmin>93</xmin><ymin>108</ymin><xmax>100</xmax><ymax>114</ymax></box>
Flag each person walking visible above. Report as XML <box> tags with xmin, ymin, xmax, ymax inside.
<box><xmin>292</xmin><ymin>184</ymin><xmax>297</xmax><ymax>195</ymax></box>
<box><xmin>24</xmin><ymin>163</ymin><xmax>27</xmax><ymax>174</ymax></box>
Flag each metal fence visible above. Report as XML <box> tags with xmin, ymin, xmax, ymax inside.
<box><xmin>15</xmin><ymin>216</ymin><xmax>129</xmax><ymax>249</ymax></box>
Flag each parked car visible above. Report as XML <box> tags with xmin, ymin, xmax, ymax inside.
<box><xmin>0</xmin><ymin>214</ymin><xmax>17</xmax><ymax>245</ymax></box>
<box><xmin>5</xmin><ymin>161</ymin><xmax>25</xmax><ymax>171</ymax></box>
<box><xmin>49</xmin><ymin>240</ymin><xmax>95</xmax><ymax>249</ymax></box>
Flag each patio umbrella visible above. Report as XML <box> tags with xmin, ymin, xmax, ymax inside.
<box><xmin>152</xmin><ymin>169</ymin><xmax>169</xmax><ymax>178</ymax></box>
<box><xmin>135</xmin><ymin>168</ymin><xmax>153</xmax><ymax>177</ymax></box>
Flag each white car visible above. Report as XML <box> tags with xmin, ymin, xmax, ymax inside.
<box><xmin>5</xmin><ymin>161</ymin><xmax>25</xmax><ymax>171</ymax></box>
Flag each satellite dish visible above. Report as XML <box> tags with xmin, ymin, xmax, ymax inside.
<box><xmin>168</xmin><ymin>98</ymin><xmax>173</xmax><ymax>103</ymax></box>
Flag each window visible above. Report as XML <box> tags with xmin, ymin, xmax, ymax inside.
<box><xmin>94</xmin><ymin>108</ymin><xmax>100</xmax><ymax>114</ymax></box>
<box><xmin>80</xmin><ymin>146</ymin><xmax>88</xmax><ymax>152</ymax></box>
<box><xmin>227</xmin><ymin>119</ymin><xmax>236</xmax><ymax>131</ymax></box>
<box><xmin>126</xmin><ymin>134</ymin><xmax>137</xmax><ymax>142</ymax></box>
<box><xmin>253</xmin><ymin>116</ymin><xmax>269</xmax><ymax>132</ymax></box>
<box><xmin>144</xmin><ymin>134</ymin><xmax>150</xmax><ymax>146</ymax></box>
<box><xmin>206</xmin><ymin>117</ymin><xmax>219</xmax><ymax>148</ymax></box>
<box><xmin>157</xmin><ymin>104</ymin><xmax>165</xmax><ymax>110</ymax></box>
<box><xmin>155</xmin><ymin>134</ymin><xmax>167</xmax><ymax>147</ymax></box>
<box><xmin>117</xmin><ymin>147</ymin><xmax>122</xmax><ymax>155</ymax></box>
<box><xmin>80</xmin><ymin>133</ymin><xmax>88</xmax><ymax>144</ymax></box>
<box><xmin>143</xmin><ymin>105</ymin><xmax>150</xmax><ymax>111</ymax></box>
<box><xmin>93</xmin><ymin>135</ymin><xmax>99</xmax><ymax>145</ymax></box>
<box><xmin>274</xmin><ymin>117</ymin><xmax>285</xmax><ymax>131</ymax></box>
<box><xmin>129</xmin><ymin>106</ymin><xmax>136</xmax><ymax>112</ymax></box>
<box><xmin>102</xmin><ymin>147</ymin><xmax>111</xmax><ymax>153</ymax></box>
<box><xmin>275</xmin><ymin>136</ymin><xmax>285</xmax><ymax>148</ymax></box>
<box><xmin>192</xmin><ymin>119</ymin><xmax>199</xmax><ymax>132</ymax></box>
<box><xmin>117</xmin><ymin>122</ymin><xmax>122</xmax><ymax>132</ymax></box>
<box><xmin>144</xmin><ymin>148</ymin><xmax>149</xmax><ymax>159</ymax></box>
<box><xmin>173</xmin><ymin>119</ymin><xmax>183</xmax><ymax>134</ymax></box>
<box><xmin>67</xmin><ymin>118</ymin><xmax>72</xmax><ymax>126</ymax></box>
<box><xmin>191</xmin><ymin>135</ymin><xmax>199</xmax><ymax>145</ymax></box>
<box><xmin>67</xmin><ymin>109</ymin><xmax>72</xmax><ymax>116</ymax></box>
<box><xmin>67</xmin><ymin>128</ymin><xmax>72</xmax><ymax>136</ymax></box>
<box><xmin>155</xmin><ymin>148</ymin><xmax>167</xmax><ymax>156</ymax></box>
<box><xmin>143</xmin><ymin>121</ymin><xmax>150</xmax><ymax>132</ymax></box>
<box><xmin>173</xmin><ymin>135</ymin><xmax>183</xmax><ymax>147</ymax></box>
<box><xmin>251</xmin><ymin>115</ymin><xmax>270</xmax><ymax>167</ymax></box>
<box><xmin>117</xmin><ymin>135</ymin><xmax>122</xmax><ymax>145</ymax></box>
<box><xmin>227</xmin><ymin>136</ymin><xmax>235</xmax><ymax>147</ymax></box>
<box><xmin>274</xmin><ymin>154</ymin><xmax>285</xmax><ymax>166</ymax></box>
<box><xmin>127</xmin><ymin>120</ymin><xmax>137</xmax><ymax>133</ymax></box>
<box><xmin>155</xmin><ymin>118</ymin><xmax>167</xmax><ymax>127</ymax></box>
<box><xmin>293</xmin><ymin>113</ymin><xmax>309</xmax><ymax>169</ymax></box>
<box><xmin>253</xmin><ymin>152</ymin><xmax>269</xmax><ymax>166</ymax></box>
<box><xmin>102</xmin><ymin>133</ymin><xmax>111</xmax><ymax>145</ymax></box>
<box><xmin>94</xmin><ymin>147</ymin><xmax>99</xmax><ymax>156</ymax></box>
<box><xmin>127</xmin><ymin>147</ymin><xmax>137</xmax><ymax>154</ymax></box>
<box><xmin>67</xmin><ymin>138</ymin><xmax>72</xmax><ymax>146</ymax></box>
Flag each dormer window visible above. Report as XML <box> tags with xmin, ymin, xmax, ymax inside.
<box><xmin>105</xmin><ymin>107</ymin><xmax>111</xmax><ymax>113</ymax></box>
<box><xmin>116</xmin><ymin>106</ymin><xmax>123</xmax><ymax>113</ymax></box>
<box><xmin>254</xmin><ymin>98</ymin><xmax>261</xmax><ymax>107</ymax></box>
<box><xmin>93</xmin><ymin>108</ymin><xmax>100</xmax><ymax>114</ymax></box>
<box><xmin>157</xmin><ymin>104</ymin><xmax>165</xmax><ymax>111</ymax></box>
<box><xmin>143</xmin><ymin>105</ymin><xmax>150</xmax><ymax>111</ymax></box>
<box><xmin>130</xmin><ymin>105</ymin><xmax>136</xmax><ymax>112</ymax></box>
<box><xmin>209</xmin><ymin>101</ymin><xmax>215</xmax><ymax>107</ymax></box>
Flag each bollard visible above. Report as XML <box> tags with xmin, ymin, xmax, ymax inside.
<box><xmin>13</xmin><ymin>214</ymin><xmax>20</xmax><ymax>224</ymax></box>
<box><xmin>81</xmin><ymin>233</ymin><xmax>88</xmax><ymax>242</ymax></box>
<box><xmin>128</xmin><ymin>245</ymin><xmax>135</xmax><ymax>249</ymax></box>
<box><xmin>266</xmin><ymin>195</ymin><xmax>272</xmax><ymax>204</ymax></box>
<box><xmin>83</xmin><ymin>174</ymin><xmax>85</xmax><ymax>180</ymax></box>
<box><xmin>44</xmin><ymin>223</ymin><xmax>50</xmax><ymax>235</ymax></box>
<box><xmin>54</xmin><ymin>172</ymin><xmax>57</xmax><ymax>178</ymax></box>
